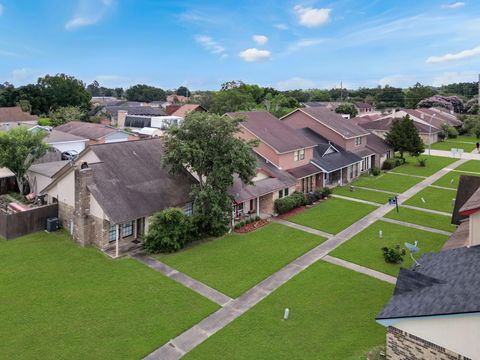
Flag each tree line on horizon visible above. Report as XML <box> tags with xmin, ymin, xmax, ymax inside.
<box><xmin>0</xmin><ymin>74</ymin><xmax>478</xmax><ymax>119</ymax></box>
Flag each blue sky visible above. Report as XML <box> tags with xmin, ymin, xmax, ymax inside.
<box><xmin>0</xmin><ymin>0</ymin><xmax>479</xmax><ymax>90</ymax></box>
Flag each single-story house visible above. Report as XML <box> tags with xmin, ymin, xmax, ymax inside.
<box><xmin>40</xmin><ymin>138</ymin><xmax>196</xmax><ymax>257</ymax></box>
<box><xmin>27</xmin><ymin>160</ymin><xmax>70</xmax><ymax>195</ymax></box>
<box><xmin>354</xmin><ymin>102</ymin><xmax>374</xmax><ymax>114</ymax></box>
<box><xmin>0</xmin><ymin>106</ymin><xmax>38</xmax><ymax>131</ymax></box>
<box><xmin>55</xmin><ymin>121</ymin><xmax>135</xmax><ymax>145</ymax></box>
<box><xmin>171</xmin><ymin>104</ymin><xmax>205</xmax><ymax>118</ymax></box>
<box><xmin>45</xmin><ymin>129</ymin><xmax>87</xmax><ymax>154</ymax></box>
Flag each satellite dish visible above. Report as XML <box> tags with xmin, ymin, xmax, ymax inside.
<box><xmin>405</xmin><ymin>241</ymin><xmax>421</xmax><ymax>267</ymax></box>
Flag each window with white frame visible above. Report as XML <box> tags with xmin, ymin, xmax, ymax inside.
<box><xmin>294</xmin><ymin>148</ymin><xmax>305</xmax><ymax>161</ymax></box>
<box><xmin>278</xmin><ymin>187</ymin><xmax>290</xmax><ymax>199</ymax></box>
<box><xmin>184</xmin><ymin>202</ymin><xmax>193</xmax><ymax>217</ymax></box>
<box><xmin>354</xmin><ymin>137</ymin><xmax>362</xmax><ymax>146</ymax></box>
<box><xmin>108</xmin><ymin>224</ymin><xmax>116</xmax><ymax>242</ymax></box>
<box><xmin>122</xmin><ymin>221</ymin><xmax>133</xmax><ymax>238</ymax></box>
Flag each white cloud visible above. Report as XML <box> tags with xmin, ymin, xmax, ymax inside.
<box><xmin>378</xmin><ymin>75</ymin><xmax>417</xmax><ymax>87</ymax></box>
<box><xmin>287</xmin><ymin>38</ymin><xmax>326</xmax><ymax>53</ymax></box>
<box><xmin>65</xmin><ymin>0</ymin><xmax>115</xmax><ymax>31</ymax></box>
<box><xmin>276</xmin><ymin>77</ymin><xmax>316</xmax><ymax>90</ymax></box>
<box><xmin>252</xmin><ymin>35</ymin><xmax>268</xmax><ymax>45</ymax></box>
<box><xmin>9</xmin><ymin>68</ymin><xmax>43</xmax><ymax>85</ymax></box>
<box><xmin>195</xmin><ymin>35</ymin><xmax>226</xmax><ymax>55</ymax></box>
<box><xmin>441</xmin><ymin>2</ymin><xmax>465</xmax><ymax>9</ymax></box>
<box><xmin>0</xmin><ymin>3</ymin><xmax>4</xmax><ymax>16</ymax></box>
<box><xmin>274</xmin><ymin>23</ymin><xmax>289</xmax><ymax>30</ymax></box>
<box><xmin>239</xmin><ymin>48</ymin><xmax>271</xmax><ymax>62</ymax></box>
<box><xmin>294</xmin><ymin>5</ymin><xmax>331</xmax><ymax>27</ymax></box>
<box><xmin>431</xmin><ymin>72</ymin><xmax>477</xmax><ymax>86</ymax></box>
<box><xmin>426</xmin><ymin>45</ymin><xmax>480</xmax><ymax>64</ymax></box>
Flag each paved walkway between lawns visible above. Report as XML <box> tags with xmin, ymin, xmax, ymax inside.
<box><xmin>132</xmin><ymin>254</ymin><xmax>233</xmax><ymax>307</ymax></box>
<box><xmin>143</xmin><ymin>158</ymin><xmax>467</xmax><ymax>360</ymax></box>
<box><xmin>399</xmin><ymin>204</ymin><xmax>451</xmax><ymax>217</ymax></box>
<box><xmin>425</xmin><ymin>149</ymin><xmax>480</xmax><ymax>160</ymax></box>
<box><xmin>351</xmin><ymin>185</ymin><xmax>399</xmax><ymax>195</ymax></box>
<box><xmin>429</xmin><ymin>184</ymin><xmax>457</xmax><ymax>191</ymax></box>
<box><xmin>271</xmin><ymin>218</ymin><xmax>334</xmax><ymax>238</ymax></box>
<box><xmin>332</xmin><ymin>194</ymin><xmax>382</xmax><ymax>206</ymax></box>
<box><xmin>379</xmin><ymin>217</ymin><xmax>453</xmax><ymax>236</ymax></box>
<box><xmin>322</xmin><ymin>255</ymin><xmax>397</xmax><ymax>284</ymax></box>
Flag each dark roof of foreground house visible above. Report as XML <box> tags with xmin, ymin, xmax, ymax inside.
<box><xmin>451</xmin><ymin>175</ymin><xmax>480</xmax><ymax>225</ymax></box>
<box><xmin>55</xmin><ymin>121</ymin><xmax>124</xmax><ymax>141</ymax></box>
<box><xmin>377</xmin><ymin>246</ymin><xmax>480</xmax><ymax>320</ymax></box>
<box><xmin>86</xmin><ymin>139</ymin><xmax>196</xmax><ymax>224</ymax></box>
<box><xmin>296</xmin><ymin>127</ymin><xmax>362</xmax><ymax>172</ymax></box>
<box><xmin>227</xmin><ymin>111</ymin><xmax>317</xmax><ymax>153</ymax></box>
<box><xmin>294</xmin><ymin>108</ymin><xmax>370</xmax><ymax>139</ymax></box>
<box><xmin>0</xmin><ymin>106</ymin><xmax>38</xmax><ymax>123</ymax></box>
<box><xmin>228</xmin><ymin>154</ymin><xmax>297</xmax><ymax>202</ymax></box>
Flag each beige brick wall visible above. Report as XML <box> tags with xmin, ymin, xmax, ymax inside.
<box><xmin>387</xmin><ymin>326</ymin><xmax>471</xmax><ymax>360</ymax></box>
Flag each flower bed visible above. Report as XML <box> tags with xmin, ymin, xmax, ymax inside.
<box><xmin>234</xmin><ymin>219</ymin><xmax>269</xmax><ymax>233</ymax></box>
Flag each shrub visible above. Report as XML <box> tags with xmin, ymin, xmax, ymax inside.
<box><xmin>381</xmin><ymin>245</ymin><xmax>406</xmax><ymax>264</ymax></box>
<box><xmin>382</xmin><ymin>159</ymin><xmax>395</xmax><ymax>170</ymax></box>
<box><xmin>144</xmin><ymin>208</ymin><xmax>190</xmax><ymax>254</ymax></box>
<box><xmin>417</xmin><ymin>157</ymin><xmax>427</xmax><ymax>167</ymax></box>
<box><xmin>246</xmin><ymin>218</ymin><xmax>252</xmax><ymax>224</ymax></box>
<box><xmin>274</xmin><ymin>191</ymin><xmax>306</xmax><ymax>214</ymax></box>
<box><xmin>38</xmin><ymin>118</ymin><xmax>52</xmax><ymax>126</ymax></box>
<box><xmin>371</xmin><ymin>167</ymin><xmax>381</xmax><ymax>176</ymax></box>
<box><xmin>238</xmin><ymin>221</ymin><xmax>245</xmax><ymax>228</ymax></box>
<box><xmin>447</xmin><ymin>126</ymin><xmax>458</xmax><ymax>139</ymax></box>
<box><xmin>321</xmin><ymin>187</ymin><xmax>332</xmax><ymax>198</ymax></box>
<box><xmin>305</xmin><ymin>192</ymin><xmax>316</xmax><ymax>205</ymax></box>
<box><xmin>437</xmin><ymin>132</ymin><xmax>446</xmax><ymax>141</ymax></box>
<box><xmin>255</xmin><ymin>215</ymin><xmax>260</xmax><ymax>221</ymax></box>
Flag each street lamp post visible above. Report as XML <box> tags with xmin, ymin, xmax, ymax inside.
<box><xmin>428</xmin><ymin>114</ymin><xmax>436</xmax><ymax>155</ymax></box>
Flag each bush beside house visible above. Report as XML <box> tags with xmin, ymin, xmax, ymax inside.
<box><xmin>144</xmin><ymin>208</ymin><xmax>190</xmax><ymax>254</ymax></box>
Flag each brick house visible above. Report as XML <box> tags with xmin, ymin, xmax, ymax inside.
<box><xmin>40</xmin><ymin>138</ymin><xmax>195</xmax><ymax>257</ymax></box>
<box><xmin>376</xmin><ymin>175</ymin><xmax>480</xmax><ymax>360</ymax></box>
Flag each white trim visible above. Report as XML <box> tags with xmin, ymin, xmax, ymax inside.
<box><xmin>311</xmin><ymin>159</ymin><xmax>363</xmax><ymax>174</ymax></box>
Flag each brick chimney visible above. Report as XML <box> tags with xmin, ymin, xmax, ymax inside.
<box><xmin>73</xmin><ymin>166</ymin><xmax>93</xmax><ymax>247</ymax></box>
<box><xmin>117</xmin><ymin>110</ymin><xmax>128</xmax><ymax>128</ymax></box>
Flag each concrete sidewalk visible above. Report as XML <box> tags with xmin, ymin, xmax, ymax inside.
<box><xmin>425</xmin><ymin>149</ymin><xmax>480</xmax><ymax>160</ymax></box>
<box><xmin>271</xmin><ymin>218</ymin><xmax>334</xmax><ymax>238</ymax></box>
<box><xmin>379</xmin><ymin>217</ymin><xmax>453</xmax><ymax>236</ymax></box>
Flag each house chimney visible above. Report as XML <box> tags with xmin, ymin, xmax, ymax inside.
<box><xmin>420</xmin><ymin>113</ymin><xmax>425</xmax><ymax>120</ymax></box>
<box><xmin>392</xmin><ymin>109</ymin><xmax>396</xmax><ymax>117</ymax></box>
<box><xmin>117</xmin><ymin>110</ymin><xmax>128</xmax><ymax>128</ymax></box>
<box><xmin>73</xmin><ymin>167</ymin><xmax>93</xmax><ymax>247</ymax></box>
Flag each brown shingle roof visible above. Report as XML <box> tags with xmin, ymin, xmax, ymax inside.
<box><xmin>227</xmin><ymin>111</ymin><xmax>317</xmax><ymax>153</ymax></box>
<box><xmin>364</xmin><ymin>116</ymin><xmax>441</xmax><ymax>134</ymax></box>
<box><xmin>0</xmin><ymin>106</ymin><xmax>38</xmax><ymax>123</ymax></box>
<box><xmin>171</xmin><ymin>104</ymin><xmax>205</xmax><ymax>118</ymax></box>
<box><xmin>55</xmin><ymin>121</ymin><xmax>120</xmax><ymax>141</ymax></box>
<box><xmin>296</xmin><ymin>108</ymin><xmax>370</xmax><ymax>139</ymax></box>
<box><xmin>452</xmin><ymin>175</ymin><xmax>480</xmax><ymax>225</ymax></box>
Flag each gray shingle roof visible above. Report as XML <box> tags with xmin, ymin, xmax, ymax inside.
<box><xmin>298</xmin><ymin>108</ymin><xmax>370</xmax><ymax>139</ymax></box>
<box><xmin>227</xmin><ymin>111</ymin><xmax>317</xmax><ymax>153</ymax></box>
<box><xmin>104</xmin><ymin>105</ymin><xmax>166</xmax><ymax>117</ymax></box>
<box><xmin>377</xmin><ymin>246</ymin><xmax>480</xmax><ymax>320</ymax></box>
<box><xmin>28</xmin><ymin>160</ymin><xmax>70</xmax><ymax>178</ymax></box>
<box><xmin>365</xmin><ymin>133</ymin><xmax>393</xmax><ymax>155</ymax></box>
<box><xmin>55</xmin><ymin>121</ymin><xmax>123</xmax><ymax>141</ymax></box>
<box><xmin>86</xmin><ymin>139</ymin><xmax>196</xmax><ymax>224</ymax></box>
<box><xmin>46</xmin><ymin>130</ymin><xmax>86</xmax><ymax>143</ymax></box>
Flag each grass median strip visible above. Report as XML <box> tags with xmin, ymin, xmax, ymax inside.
<box><xmin>330</xmin><ymin>221</ymin><xmax>449</xmax><ymax>277</ymax></box>
<box><xmin>383</xmin><ymin>207</ymin><xmax>456</xmax><ymax>233</ymax></box>
<box><xmin>455</xmin><ymin>160</ymin><xmax>480</xmax><ymax>173</ymax></box>
<box><xmin>333</xmin><ymin>186</ymin><xmax>393</xmax><ymax>204</ymax></box>
<box><xmin>185</xmin><ymin>261</ymin><xmax>394</xmax><ymax>360</ymax></box>
<box><xmin>157</xmin><ymin>223</ymin><xmax>326</xmax><ymax>298</ymax></box>
<box><xmin>432</xmin><ymin>171</ymin><xmax>480</xmax><ymax>189</ymax></box>
<box><xmin>352</xmin><ymin>172</ymin><xmax>421</xmax><ymax>193</ymax></box>
<box><xmin>389</xmin><ymin>154</ymin><xmax>457</xmax><ymax>177</ymax></box>
<box><xmin>403</xmin><ymin>186</ymin><xmax>456</xmax><ymax>213</ymax></box>
<box><xmin>288</xmin><ymin>197</ymin><xmax>377</xmax><ymax>234</ymax></box>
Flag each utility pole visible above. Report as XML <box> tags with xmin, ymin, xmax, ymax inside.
<box><xmin>340</xmin><ymin>81</ymin><xmax>343</xmax><ymax>102</ymax></box>
<box><xmin>478</xmin><ymin>73</ymin><xmax>479</xmax><ymax>115</ymax></box>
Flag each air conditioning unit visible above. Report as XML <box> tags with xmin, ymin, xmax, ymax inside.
<box><xmin>46</xmin><ymin>217</ymin><xmax>59</xmax><ymax>232</ymax></box>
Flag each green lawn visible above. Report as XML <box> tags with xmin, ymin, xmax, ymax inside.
<box><xmin>430</xmin><ymin>141</ymin><xmax>476</xmax><ymax>152</ymax></box>
<box><xmin>333</xmin><ymin>186</ymin><xmax>393</xmax><ymax>204</ymax></box>
<box><xmin>352</xmin><ymin>172</ymin><xmax>422</xmax><ymax>193</ymax></box>
<box><xmin>384</xmin><ymin>207</ymin><xmax>456</xmax><ymax>233</ymax></box>
<box><xmin>390</xmin><ymin>155</ymin><xmax>457</xmax><ymax>177</ymax></box>
<box><xmin>403</xmin><ymin>186</ymin><xmax>456</xmax><ymax>213</ymax></box>
<box><xmin>455</xmin><ymin>160</ymin><xmax>480</xmax><ymax>173</ymax></box>
<box><xmin>288</xmin><ymin>197</ymin><xmax>377</xmax><ymax>234</ymax></box>
<box><xmin>157</xmin><ymin>223</ymin><xmax>326</xmax><ymax>298</ymax></box>
<box><xmin>432</xmin><ymin>171</ymin><xmax>480</xmax><ymax>189</ymax></box>
<box><xmin>0</xmin><ymin>232</ymin><xmax>218</xmax><ymax>360</ymax></box>
<box><xmin>330</xmin><ymin>221</ymin><xmax>449</xmax><ymax>276</ymax></box>
<box><xmin>185</xmin><ymin>261</ymin><xmax>394</xmax><ymax>360</ymax></box>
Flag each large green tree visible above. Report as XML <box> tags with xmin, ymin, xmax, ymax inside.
<box><xmin>38</xmin><ymin>74</ymin><xmax>91</xmax><ymax>111</ymax></box>
<box><xmin>50</xmin><ymin>106</ymin><xmax>85</xmax><ymax>127</ymax></box>
<box><xmin>210</xmin><ymin>88</ymin><xmax>257</xmax><ymax>114</ymax></box>
<box><xmin>125</xmin><ymin>84</ymin><xmax>166</xmax><ymax>102</ymax></box>
<box><xmin>262</xmin><ymin>93</ymin><xmax>299</xmax><ymax>118</ymax></box>
<box><xmin>162</xmin><ymin>111</ymin><xmax>257</xmax><ymax>236</ymax></box>
<box><xmin>335</xmin><ymin>103</ymin><xmax>358</xmax><ymax>118</ymax></box>
<box><xmin>404</xmin><ymin>82</ymin><xmax>437</xmax><ymax>108</ymax></box>
<box><xmin>385</xmin><ymin>116</ymin><xmax>425</xmax><ymax>158</ymax></box>
<box><xmin>0</xmin><ymin>127</ymin><xmax>49</xmax><ymax>195</ymax></box>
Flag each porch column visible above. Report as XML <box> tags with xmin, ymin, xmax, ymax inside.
<box><xmin>340</xmin><ymin>168</ymin><xmax>343</xmax><ymax>186</ymax></box>
<box><xmin>134</xmin><ymin>219</ymin><xmax>138</xmax><ymax>239</ymax></box>
<box><xmin>256</xmin><ymin>197</ymin><xmax>260</xmax><ymax>216</ymax></box>
<box><xmin>115</xmin><ymin>224</ymin><xmax>120</xmax><ymax>258</ymax></box>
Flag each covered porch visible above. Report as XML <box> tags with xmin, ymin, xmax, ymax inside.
<box><xmin>232</xmin><ymin>196</ymin><xmax>262</xmax><ymax>226</ymax></box>
<box><xmin>103</xmin><ymin>218</ymin><xmax>146</xmax><ymax>258</ymax></box>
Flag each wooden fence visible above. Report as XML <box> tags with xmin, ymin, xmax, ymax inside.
<box><xmin>0</xmin><ymin>203</ymin><xmax>58</xmax><ymax>240</ymax></box>
<box><xmin>0</xmin><ymin>176</ymin><xmax>17</xmax><ymax>195</ymax></box>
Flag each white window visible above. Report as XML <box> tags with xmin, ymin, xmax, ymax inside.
<box><xmin>184</xmin><ymin>202</ymin><xmax>193</xmax><ymax>217</ymax></box>
<box><xmin>354</xmin><ymin>137</ymin><xmax>362</xmax><ymax>146</ymax></box>
<box><xmin>122</xmin><ymin>222</ymin><xmax>133</xmax><ymax>238</ymax></box>
<box><xmin>294</xmin><ymin>149</ymin><xmax>305</xmax><ymax>161</ymax></box>
<box><xmin>108</xmin><ymin>224</ymin><xmax>116</xmax><ymax>242</ymax></box>
<box><xmin>278</xmin><ymin>187</ymin><xmax>290</xmax><ymax>199</ymax></box>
